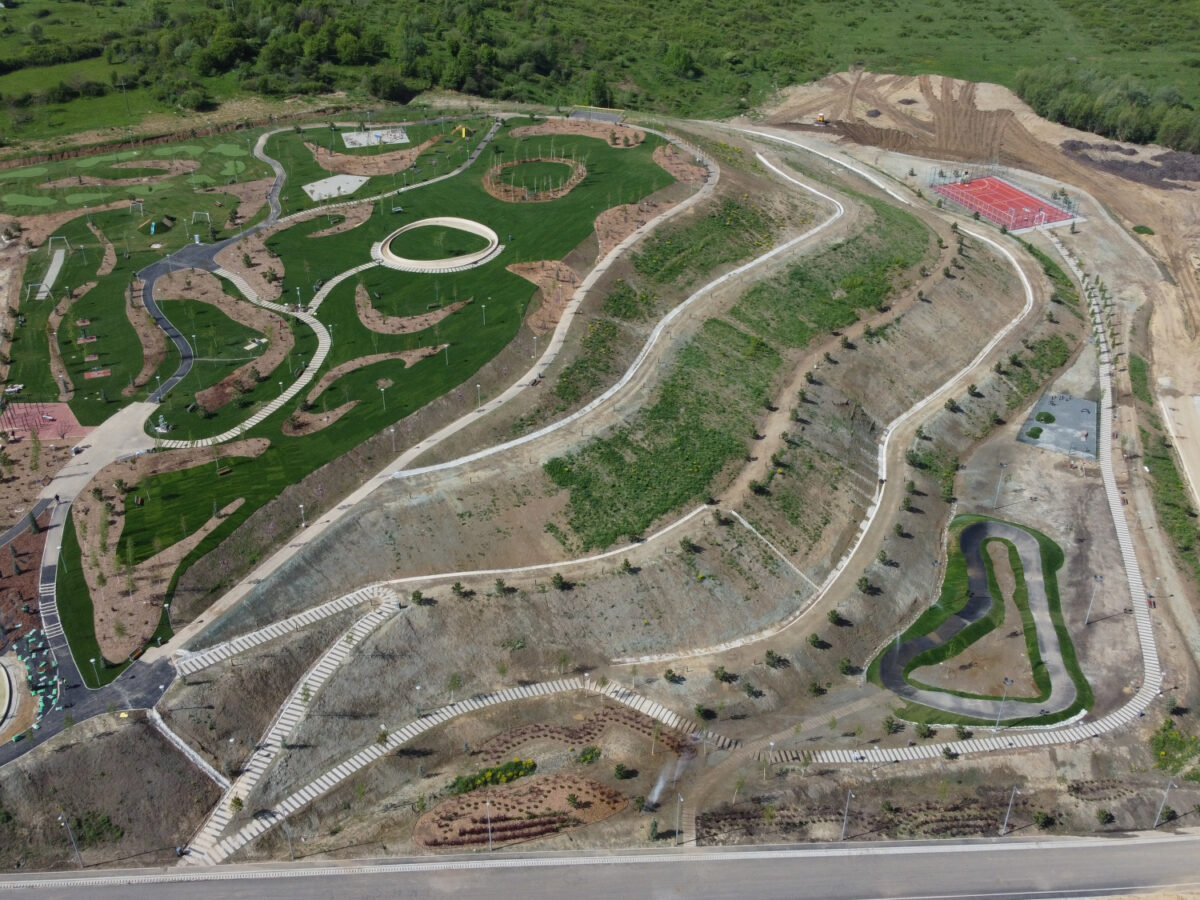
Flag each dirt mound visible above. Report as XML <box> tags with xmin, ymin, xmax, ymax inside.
<box><xmin>509</xmin><ymin>260</ymin><xmax>578</xmax><ymax>336</ymax></box>
<box><xmin>653</xmin><ymin>144</ymin><xmax>706</xmax><ymax>185</ymax></box>
<box><xmin>307</xmin><ymin>201</ymin><xmax>373</xmax><ymax>238</ymax></box>
<box><xmin>38</xmin><ymin>159</ymin><xmax>199</xmax><ymax>189</ymax></box>
<box><xmin>123</xmin><ymin>280</ymin><xmax>166</xmax><ymax>396</ymax></box>
<box><xmin>304</xmin><ymin>346</ymin><xmax>445</xmax><ymax>405</ymax></box>
<box><xmin>303</xmin><ymin>134</ymin><xmax>442</xmax><ymax>176</ymax></box>
<box><xmin>508</xmin><ymin>119</ymin><xmax>645</xmax><ymax>147</ymax></box>
<box><xmin>414</xmin><ymin>774</ymin><xmax>625</xmax><ymax>850</ymax></box>
<box><xmin>152</xmin><ymin>269</ymin><xmax>293</xmax><ymax>413</ymax></box>
<box><xmin>204</xmin><ymin>177</ymin><xmax>274</xmax><ymax>227</ymax></box>
<box><xmin>481</xmin><ymin>157</ymin><xmax>587</xmax><ymax>202</ymax></box>
<box><xmin>281</xmin><ymin>400</ymin><xmax>356</xmax><ymax>435</ymax></box>
<box><xmin>1060</xmin><ymin>141</ymin><xmax>1200</xmax><ymax>189</ymax></box>
<box><xmin>87</xmin><ymin>222</ymin><xmax>116</xmax><ymax>276</ymax></box>
<box><xmin>354</xmin><ymin>282</ymin><xmax>470</xmax><ymax>335</ymax></box>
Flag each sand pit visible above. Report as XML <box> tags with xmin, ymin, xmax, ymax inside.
<box><xmin>509</xmin><ymin>260</ymin><xmax>579</xmax><ymax>336</ymax></box>
<box><xmin>508</xmin><ymin>119</ymin><xmax>645</xmax><ymax>147</ymax></box>
<box><xmin>304</xmin><ymin>346</ymin><xmax>445</xmax><ymax>405</ymax></box>
<box><xmin>152</xmin><ymin>270</ymin><xmax>293</xmax><ymax>413</ymax></box>
<box><xmin>482</xmin><ymin>157</ymin><xmax>587</xmax><ymax>202</ymax></box>
<box><xmin>354</xmin><ymin>283</ymin><xmax>470</xmax><ymax>335</ymax></box>
<box><xmin>303</xmin><ymin>134</ymin><xmax>442</xmax><ymax>177</ymax></box>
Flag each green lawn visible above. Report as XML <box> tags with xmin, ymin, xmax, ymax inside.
<box><xmin>56</xmin><ymin>515</ymin><xmax>170</xmax><ymax>687</ymax></box>
<box><xmin>264</xmin><ymin>119</ymin><xmax>489</xmax><ymax>215</ymax></box>
<box><xmin>500</xmin><ymin>160</ymin><xmax>575</xmax><ymax>190</ymax></box>
<box><xmin>110</xmin><ymin>120</ymin><xmax>674</xmax><ymax>602</ymax></box>
<box><xmin>386</xmin><ymin>224</ymin><xmax>491</xmax><ymax>260</ymax></box>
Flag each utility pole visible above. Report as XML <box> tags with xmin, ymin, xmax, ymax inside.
<box><xmin>840</xmin><ymin>790</ymin><xmax>854</xmax><ymax>841</ymax></box>
<box><xmin>1084</xmin><ymin>575</ymin><xmax>1103</xmax><ymax>626</ymax></box>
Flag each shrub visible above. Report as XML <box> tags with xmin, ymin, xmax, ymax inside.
<box><xmin>1096</xmin><ymin>808</ymin><xmax>1114</xmax><ymax>825</ymax></box>
<box><xmin>576</xmin><ymin>746</ymin><xmax>601</xmax><ymax>764</ymax></box>
<box><xmin>1032</xmin><ymin>810</ymin><xmax>1055</xmax><ymax>830</ymax></box>
<box><xmin>450</xmin><ymin>759</ymin><xmax>537</xmax><ymax>794</ymax></box>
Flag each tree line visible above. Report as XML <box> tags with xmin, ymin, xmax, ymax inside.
<box><xmin>1014</xmin><ymin>63</ymin><xmax>1200</xmax><ymax>153</ymax></box>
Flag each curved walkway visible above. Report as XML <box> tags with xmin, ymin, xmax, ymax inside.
<box><xmin>185</xmin><ymin>673</ymin><xmax>734</xmax><ymax>864</ymax></box>
<box><xmin>878</xmin><ymin>520</ymin><xmax>1079</xmax><ymax>719</ymax></box>
<box><xmin>611</xmin><ymin>146</ymin><xmax>1039</xmax><ymax>666</ymax></box>
<box><xmin>759</xmin><ymin>142</ymin><xmax>1159</xmax><ymax>761</ymax></box>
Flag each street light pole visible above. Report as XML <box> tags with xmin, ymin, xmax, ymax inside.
<box><xmin>58</xmin><ymin>812</ymin><xmax>83</xmax><ymax>868</ymax></box>
<box><xmin>1000</xmin><ymin>786</ymin><xmax>1020</xmax><ymax>835</ymax></box>
<box><xmin>992</xmin><ymin>462</ymin><xmax>1008</xmax><ymax>510</ymax></box>
<box><xmin>298</xmin><ymin>504</ymin><xmax>305</xmax><ymax>528</ymax></box>
<box><xmin>380</xmin><ymin>386</ymin><xmax>386</xmax><ymax>411</ymax></box>
<box><xmin>57</xmin><ymin>544</ymin><xmax>66</xmax><ymax>573</ymax></box>
<box><xmin>764</xmin><ymin>741</ymin><xmax>774</xmax><ymax>781</ymax></box>
<box><xmin>676</xmin><ymin>794</ymin><xmax>683</xmax><ymax>846</ymax></box>
<box><xmin>1153</xmin><ymin>778</ymin><xmax>1178</xmax><ymax>828</ymax></box>
<box><xmin>476</xmin><ymin>383</ymin><xmax>481</xmax><ymax>408</ymax></box>
<box><xmin>415</xmin><ymin>684</ymin><xmax>422</xmax><ymax>716</ymax></box>
<box><xmin>1084</xmin><ymin>575</ymin><xmax>1103</xmax><ymax>626</ymax></box>
<box><xmin>482</xmin><ymin>304</ymin><xmax>486</xmax><ymax>327</ymax></box>
<box><xmin>89</xmin><ymin>657</ymin><xmax>99</xmax><ymax>685</ymax></box>
<box><xmin>389</xmin><ymin>427</ymin><xmax>396</xmax><ymax>453</ymax></box>
<box><xmin>993</xmin><ymin>677</ymin><xmax>1014</xmax><ymax>732</ymax></box>
<box><xmin>840</xmin><ymin>789</ymin><xmax>854</xmax><ymax>841</ymax></box>
<box><xmin>486</xmin><ymin>798</ymin><xmax>493</xmax><ymax>851</ymax></box>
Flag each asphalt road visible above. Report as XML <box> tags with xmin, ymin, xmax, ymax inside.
<box><xmin>2</xmin><ymin>835</ymin><xmax>1198</xmax><ymax>899</ymax></box>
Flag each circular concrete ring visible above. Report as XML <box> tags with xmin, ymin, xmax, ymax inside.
<box><xmin>373</xmin><ymin>217</ymin><xmax>502</xmax><ymax>274</ymax></box>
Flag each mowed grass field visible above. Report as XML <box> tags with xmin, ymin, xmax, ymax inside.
<box><xmin>104</xmin><ymin>121</ymin><xmax>673</xmax><ymax>605</ymax></box>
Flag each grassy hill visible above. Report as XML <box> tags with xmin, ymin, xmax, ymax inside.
<box><xmin>1</xmin><ymin>0</ymin><xmax>1199</xmax><ymax>149</ymax></box>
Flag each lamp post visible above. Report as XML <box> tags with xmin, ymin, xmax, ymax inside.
<box><xmin>993</xmin><ymin>462</ymin><xmax>1008</xmax><ymax>510</ymax></box>
<box><xmin>1084</xmin><ymin>574</ymin><xmax>1103</xmax><ymax>626</ymax></box>
<box><xmin>676</xmin><ymin>794</ymin><xmax>683</xmax><ymax>846</ymax></box>
<box><xmin>298</xmin><ymin>504</ymin><xmax>305</xmax><ymax>528</ymax></box>
<box><xmin>88</xmin><ymin>657</ymin><xmax>99</xmax><ymax>685</ymax></box>
<box><xmin>764</xmin><ymin>741</ymin><xmax>775</xmax><ymax>781</ymax></box>
<box><xmin>1000</xmin><ymin>786</ymin><xmax>1020</xmax><ymax>835</ymax></box>
<box><xmin>1153</xmin><ymin>778</ymin><xmax>1178</xmax><ymax>828</ymax></box>
<box><xmin>482</xmin><ymin>304</ymin><xmax>487</xmax><ymax>327</ymax></box>
<box><xmin>841</xmin><ymin>789</ymin><xmax>855</xmax><ymax>841</ymax></box>
<box><xmin>389</xmin><ymin>427</ymin><xmax>396</xmax><ymax>453</ymax></box>
<box><xmin>533</xmin><ymin>334</ymin><xmax>538</xmax><ymax>359</ymax></box>
<box><xmin>278</xmin><ymin>381</ymin><xmax>283</xmax><ymax>396</ymax></box>
<box><xmin>486</xmin><ymin>798</ymin><xmax>493</xmax><ymax>851</ymax></box>
<box><xmin>380</xmin><ymin>386</ymin><xmax>386</xmax><ymax>411</ymax></box>
<box><xmin>993</xmin><ymin>677</ymin><xmax>1014</xmax><ymax>732</ymax></box>
<box><xmin>476</xmin><ymin>383</ymin><xmax>481</xmax><ymax>408</ymax></box>
<box><xmin>415</xmin><ymin>684</ymin><xmax>422</xmax><ymax>717</ymax></box>
<box><xmin>57</xmin><ymin>544</ymin><xmax>66</xmax><ymax>573</ymax></box>
<box><xmin>58</xmin><ymin>812</ymin><xmax>83</xmax><ymax>868</ymax></box>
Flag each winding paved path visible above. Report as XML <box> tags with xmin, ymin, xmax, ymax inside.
<box><xmin>878</xmin><ymin>519</ymin><xmax>1078</xmax><ymax>719</ymax></box>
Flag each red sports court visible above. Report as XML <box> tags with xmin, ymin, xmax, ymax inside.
<box><xmin>932</xmin><ymin>176</ymin><xmax>1072</xmax><ymax>231</ymax></box>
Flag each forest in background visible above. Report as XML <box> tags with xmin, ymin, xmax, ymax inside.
<box><xmin>1</xmin><ymin>0</ymin><xmax>1199</xmax><ymax>150</ymax></box>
